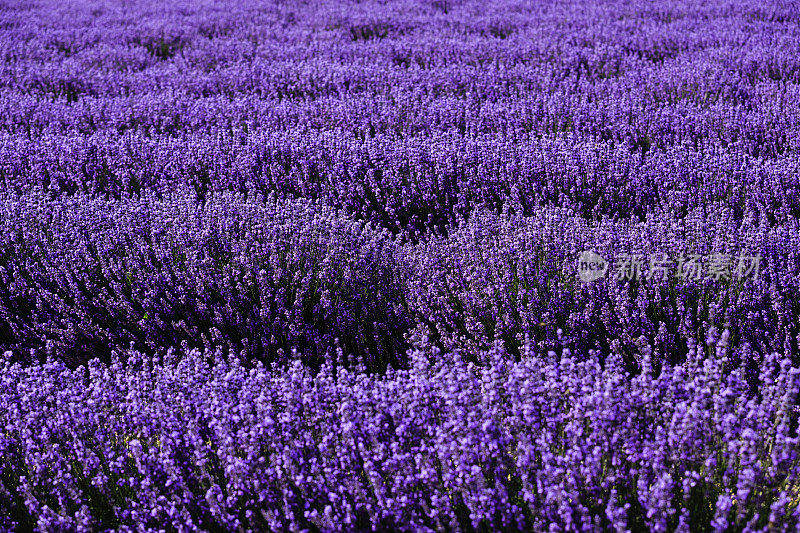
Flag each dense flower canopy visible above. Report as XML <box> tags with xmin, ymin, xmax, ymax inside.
<box><xmin>1</xmin><ymin>0</ymin><xmax>799</xmax><ymax>530</ymax></box>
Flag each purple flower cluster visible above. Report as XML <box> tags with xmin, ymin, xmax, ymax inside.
<box><xmin>1</xmin><ymin>0</ymin><xmax>800</xmax><ymax>234</ymax></box>
<box><xmin>1</xmin><ymin>333</ymin><xmax>798</xmax><ymax>531</ymax></box>
<box><xmin>3</xmin><ymin>189</ymin><xmax>799</xmax><ymax>375</ymax></box>
<box><xmin>406</xmin><ymin>205</ymin><xmax>800</xmax><ymax>370</ymax></box>
<box><xmin>2</xmin><ymin>0</ymin><xmax>800</xmax><ymax>528</ymax></box>
<box><xmin>0</xmin><ymin>188</ymin><xmax>409</xmax><ymax>370</ymax></box>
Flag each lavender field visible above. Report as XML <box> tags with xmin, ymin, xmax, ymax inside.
<box><xmin>1</xmin><ymin>0</ymin><xmax>800</xmax><ymax>530</ymax></box>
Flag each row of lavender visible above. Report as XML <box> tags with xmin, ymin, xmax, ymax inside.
<box><xmin>2</xmin><ymin>0</ymin><xmax>800</xmax><ymax>529</ymax></box>
<box><xmin>1</xmin><ymin>334</ymin><xmax>799</xmax><ymax>531</ymax></box>
<box><xmin>3</xmin><ymin>132</ymin><xmax>800</xmax><ymax>235</ymax></box>
<box><xmin>1</xmin><ymin>187</ymin><xmax>798</xmax><ymax>372</ymax></box>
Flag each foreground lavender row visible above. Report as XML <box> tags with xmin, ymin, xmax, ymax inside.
<box><xmin>1</xmin><ymin>335</ymin><xmax>798</xmax><ymax>531</ymax></box>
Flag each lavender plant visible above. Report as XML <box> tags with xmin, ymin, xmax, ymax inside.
<box><xmin>0</xmin><ymin>333</ymin><xmax>798</xmax><ymax>531</ymax></box>
<box><xmin>0</xmin><ymin>188</ymin><xmax>410</xmax><ymax>370</ymax></box>
<box><xmin>407</xmin><ymin>206</ymin><xmax>800</xmax><ymax>371</ymax></box>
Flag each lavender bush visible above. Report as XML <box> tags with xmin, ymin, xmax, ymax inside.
<box><xmin>1</xmin><ymin>333</ymin><xmax>798</xmax><ymax>531</ymax></box>
<box><xmin>407</xmin><ymin>206</ymin><xmax>800</xmax><ymax>370</ymax></box>
<box><xmin>0</xmin><ymin>188</ymin><xmax>410</xmax><ymax>370</ymax></box>
<box><xmin>2</xmin><ymin>0</ymin><xmax>800</xmax><ymax>529</ymax></box>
